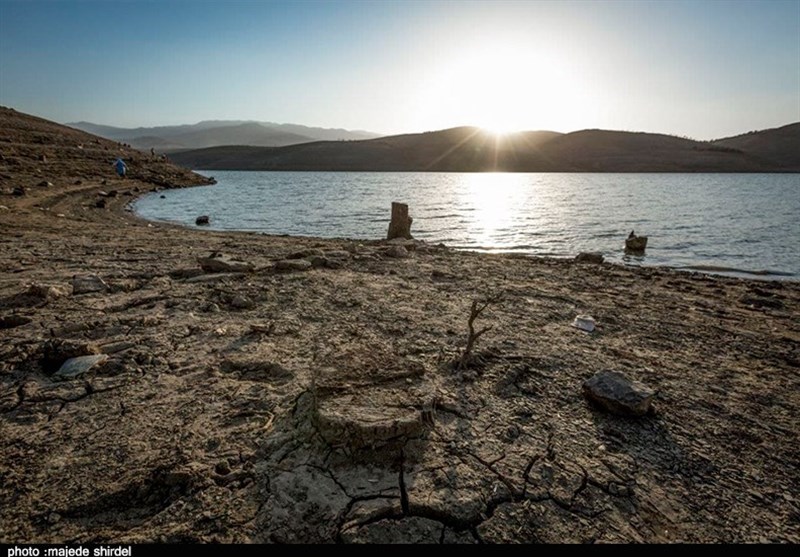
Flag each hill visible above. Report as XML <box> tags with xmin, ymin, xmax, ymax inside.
<box><xmin>67</xmin><ymin>120</ymin><xmax>381</xmax><ymax>151</ymax></box>
<box><xmin>168</xmin><ymin>124</ymin><xmax>800</xmax><ymax>172</ymax></box>
<box><xmin>713</xmin><ymin>123</ymin><xmax>800</xmax><ymax>170</ymax></box>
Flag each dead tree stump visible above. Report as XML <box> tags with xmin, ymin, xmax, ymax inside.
<box><xmin>387</xmin><ymin>202</ymin><xmax>413</xmax><ymax>240</ymax></box>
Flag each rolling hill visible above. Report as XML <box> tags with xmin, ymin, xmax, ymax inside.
<box><xmin>66</xmin><ymin>120</ymin><xmax>381</xmax><ymax>151</ymax></box>
<box><xmin>167</xmin><ymin>124</ymin><xmax>800</xmax><ymax>172</ymax></box>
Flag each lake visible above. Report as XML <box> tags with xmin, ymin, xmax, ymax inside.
<box><xmin>134</xmin><ymin>172</ymin><xmax>799</xmax><ymax>280</ymax></box>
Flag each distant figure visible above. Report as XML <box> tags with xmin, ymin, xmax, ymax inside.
<box><xmin>114</xmin><ymin>158</ymin><xmax>127</xmax><ymax>178</ymax></box>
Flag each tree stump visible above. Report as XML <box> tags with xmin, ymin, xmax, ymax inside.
<box><xmin>387</xmin><ymin>202</ymin><xmax>413</xmax><ymax>240</ymax></box>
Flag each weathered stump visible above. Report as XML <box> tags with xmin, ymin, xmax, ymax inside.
<box><xmin>387</xmin><ymin>202</ymin><xmax>413</xmax><ymax>240</ymax></box>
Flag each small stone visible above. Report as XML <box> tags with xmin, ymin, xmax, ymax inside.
<box><xmin>27</xmin><ymin>283</ymin><xmax>67</xmax><ymax>300</ymax></box>
<box><xmin>37</xmin><ymin>180</ymin><xmax>53</xmax><ymax>188</ymax></box>
<box><xmin>196</xmin><ymin>215</ymin><xmax>210</xmax><ymax>225</ymax></box>
<box><xmin>287</xmin><ymin>248</ymin><xmax>324</xmax><ymax>259</ymax></box>
<box><xmin>0</xmin><ymin>314</ymin><xmax>32</xmax><ymax>329</ymax></box>
<box><xmin>230</xmin><ymin>295</ymin><xmax>255</xmax><ymax>309</ymax></box>
<box><xmin>72</xmin><ymin>274</ymin><xmax>109</xmax><ymax>295</ymax></box>
<box><xmin>53</xmin><ymin>354</ymin><xmax>108</xmax><ymax>380</ymax></box>
<box><xmin>197</xmin><ymin>253</ymin><xmax>254</xmax><ymax>273</ymax></box>
<box><xmin>324</xmin><ymin>250</ymin><xmax>351</xmax><ymax>259</ymax></box>
<box><xmin>42</xmin><ymin>339</ymin><xmax>101</xmax><ymax>373</ymax></box>
<box><xmin>275</xmin><ymin>259</ymin><xmax>312</xmax><ymax>272</ymax></box>
<box><xmin>384</xmin><ymin>245</ymin><xmax>410</xmax><ymax>259</ymax></box>
<box><xmin>575</xmin><ymin>252</ymin><xmax>604</xmax><ymax>264</ymax></box>
<box><xmin>309</xmin><ymin>255</ymin><xmax>329</xmax><ymax>268</ymax></box>
<box><xmin>582</xmin><ymin>371</ymin><xmax>655</xmax><ymax>416</ymax></box>
<box><xmin>95</xmin><ymin>198</ymin><xmax>107</xmax><ymax>209</ymax></box>
<box><xmin>12</xmin><ymin>186</ymin><xmax>25</xmax><ymax>196</ymax></box>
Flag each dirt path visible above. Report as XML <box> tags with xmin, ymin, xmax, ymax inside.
<box><xmin>1</xmin><ymin>107</ymin><xmax>798</xmax><ymax>543</ymax></box>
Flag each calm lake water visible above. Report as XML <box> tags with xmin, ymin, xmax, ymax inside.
<box><xmin>135</xmin><ymin>172</ymin><xmax>800</xmax><ymax>280</ymax></box>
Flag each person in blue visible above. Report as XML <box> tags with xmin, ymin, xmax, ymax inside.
<box><xmin>114</xmin><ymin>158</ymin><xmax>127</xmax><ymax>178</ymax></box>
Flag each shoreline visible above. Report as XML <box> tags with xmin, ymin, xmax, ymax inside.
<box><xmin>2</xmin><ymin>108</ymin><xmax>799</xmax><ymax>543</ymax></box>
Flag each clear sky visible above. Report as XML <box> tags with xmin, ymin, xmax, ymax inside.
<box><xmin>0</xmin><ymin>0</ymin><xmax>798</xmax><ymax>139</ymax></box>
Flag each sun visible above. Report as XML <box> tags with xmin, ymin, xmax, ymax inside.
<box><xmin>417</xmin><ymin>41</ymin><xmax>585</xmax><ymax>133</ymax></box>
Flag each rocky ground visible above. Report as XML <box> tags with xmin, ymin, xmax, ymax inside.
<box><xmin>1</xmin><ymin>107</ymin><xmax>799</xmax><ymax>543</ymax></box>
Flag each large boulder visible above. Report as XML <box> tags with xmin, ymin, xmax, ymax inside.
<box><xmin>582</xmin><ymin>371</ymin><xmax>655</xmax><ymax>416</ymax></box>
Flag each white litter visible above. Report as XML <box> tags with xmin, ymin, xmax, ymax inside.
<box><xmin>572</xmin><ymin>315</ymin><xmax>596</xmax><ymax>332</ymax></box>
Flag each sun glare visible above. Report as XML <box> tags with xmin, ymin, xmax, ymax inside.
<box><xmin>419</xmin><ymin>41</ymin><xmax>586</xmax><ymax>133</ymax></box>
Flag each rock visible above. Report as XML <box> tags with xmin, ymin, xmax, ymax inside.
<box><xmin>53</xmin><ymin>354</ymin><xmax>109</xmax><ymax>380</ymax></box>
<box><xmin>384</xmin><ymin>245</ymin><xmax>410</xmax><ymax>259</ymax></box>
<box><xmin>0</xmin><ymin>314</ymin><xmax>32</xmax><ymax>329</ymax></box>
<box><xmin>625</xmin><ymin>232</ymin><xmax>648</xmax><ymax>253</ymax></box>
<box><xmin>72</xmin><ymin>274</ymin><xmax>109</xmax><ymax>295</ymax></box>
<box><xmin>230</xmin><ymin>295</ymin><xmax>255</xmax><ymax>309</ymax></box>
<box><xmin>196</xmin><ymin>215</ymin><xmax>210</xmax><ymax>225</ymax></box>
<box><xmin>197</xmin><ymin>253</ymin><xmax>254</xmax><ymax>273</ymax></box>
<box><xmin>275</xmin><ymin>259</ymin><xmax>312</xmax><ymax>272</ymax></box>
<box><xmin>37</xmin><ymin>180</ymin><xmax>53</xmax><ymax>188</ymax></box>
<box><xmin>160</xmin><ymin>195</ymin><xmax>166</xmax><ymax>199</ymax></box>
<box><xmin>12</xmin><ymin>186</ymin><xmax>25</xmax><ymax>196</ymax></box>
<box><xmin>309</xmin><ymin>255</ymin><xmax>329</xmax><ymax>268</ymax></box>
<box><xmin>97</xmin><ymin>190</ymin><xmax>108</xmax><ymax>197</ymax></box>
<box><xmin>324</xmin><ymin>250</ymin><xmax>351</xmax><ymax>259</ymax></box>
<box><xmin>107</xmin><ymin>190</ymin><xmax>118</xmax><ymax>197</ymax></box>
<box><xmin>575</xmin><ymin>252</ymin><xmax>604</xmax><ymax>264</ymax></box>
<box><xmin>42</xmin><ymin>339</ymin><xmax>101</xmax><ymax>373</ymax></box>
<box><xmin>582</xmin><ymin>371</ymin><xmax>655</xmax><ymax>416</ymax></box>
<box><xmin>287</xmin><ymin>248</ymin><xmax>324</xmax><ymax>259</ymax></box>
<box><xmin>26</xmin><ymin>283</ymin><xmax>67</xmax><ymax>300</ymax></box>
<box><xmin>95</xmin><ymin>198</ymin><xmax>107</xmax><ymax>209</ymax></box>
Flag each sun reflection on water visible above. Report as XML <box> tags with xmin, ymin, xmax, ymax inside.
<box><xmin>457</xmin><ymin>173</ymin><xmax>534</xmax><ymax>249</ymax></box>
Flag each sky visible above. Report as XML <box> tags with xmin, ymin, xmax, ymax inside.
<box><xmin>0</xmin><ymin>0</ymin><xmax>798</xmax><ymax>139</ymax></box>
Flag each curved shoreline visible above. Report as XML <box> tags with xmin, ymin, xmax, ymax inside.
<box><xmin>2</xmin><ymin>107</ymin><xmax>800</xmax><ymax>543</ymax></box>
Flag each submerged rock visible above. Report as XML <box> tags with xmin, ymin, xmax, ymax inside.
<box><xmin>196</xmin><ymin>215</ymin><xmax>210</xmax><ymax>225</ymax></box>
<box><xmin>582</xmin><ymin>371</ymin><xmax>655</xmax><ymax>416</ymax></box>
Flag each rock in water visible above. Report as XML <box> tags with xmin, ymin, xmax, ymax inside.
<box><xmin>197</xmin><ymin>253</ymin><xmax>254</xmax><ymax>273</ymax></box>
<box><xmin>196</xmin><ymin>215</ymin><xmax>210</xmax><ymax>225</ymax></box>
<box><xmin>54</xmin><ymin>354</ymin><xmax>108</xmax><ymax>380</ymax></box>
<box><xmin>72</xmin><ymin>274</ymin><xmax>109</xmax><ymax>295</ymax></box>
<box><xmin>582</xmin><ymin>371</ymin><xmax>655</xmax><ymax>416</ymax></box>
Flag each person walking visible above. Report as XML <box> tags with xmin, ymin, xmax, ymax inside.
<box><xmin>114</xmin><ymin>158</ymin><xmax>127</xmax><ymax>178</ymax></box>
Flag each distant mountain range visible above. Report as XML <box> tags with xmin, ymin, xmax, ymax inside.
<box><xmin>66</xmin><ymin>120</ymin><xmax>381</xmax><ymax>151</ymax></box>
<box><xmin>166</xmin><ymin>123</ymin><xmax>800</xmax><ymax>173</ymax></box>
